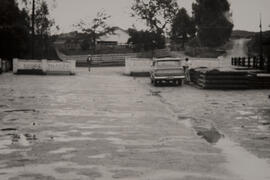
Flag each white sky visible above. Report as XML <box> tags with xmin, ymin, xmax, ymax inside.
<box><xmin>44</xmin><ymin>0</ymin><xmax>270</xmax><ymax>33</ymax></box>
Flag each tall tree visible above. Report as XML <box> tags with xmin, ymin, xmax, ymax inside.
<box><xmin>34</xmin><ymin>1</ymin><xmax>54</xmax><ymax>58</ymax></box>
<box><xmin>20</xmin><ymin>0</ymin><xmax>56</xmax><ymax>59</ymax></box>
<box><xmin>75</xmin><ymin>11</ymin><xmax>116</xmax><ymax>53</ymax></box>
<box><xmin>171</xmin><ymin>8</ymin><xmax>196</xmax><ymax>48</ymax></box>
<box><xmin>127</xmin><ymin>29</ymin><xmax>165</xmax><ymax>52</ymax></box>
<box><xmin>192</xmin><ymin>0</ymin><xmax>234</xmax><ymax>47</ymax></box>
<box><xmin>0</xmin><ymin>0</ymin><xmax>30</xmax><ymax>60</ymax></box>
<box><xmin>131</xmin><ymin>0</ymin><xmax>179</xmax><ymax>35</ymax></box>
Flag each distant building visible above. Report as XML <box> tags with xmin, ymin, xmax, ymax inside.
<box><xmin>53</xmin><ymin>31</ymin><xmax>81</xmax><ymax>50</ymax></box>
<box><xmin>97</xmin><ymin>27</ymin><xmax>130</xmax><ymax>49</ymax></box>
<box><xmin>53</xmin><ymin>27</ymin><xmax>131</xmax><ymax>52</ymax></box>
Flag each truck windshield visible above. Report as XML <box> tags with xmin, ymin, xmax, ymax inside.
<box><xmin>156</xmin><ymin>61</ymin><xmax>181</xmax><ymax>68</ymax></box>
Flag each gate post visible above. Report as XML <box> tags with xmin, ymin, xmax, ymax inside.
<box><xmin>260</xmin><ymin>56</ymin><xmax>264</xmax><ymax>70</ymax></box>
<box><xmin>253</xmin><ymin>57</ymin><xmax>257</xmax><ymax>68</ymax></box>
<box><xmin>242</xmin><ymin>57</ymin><xmax>246</xmax><ymax>66</ymax></box>
<box><xmin>267</xmin><ymin>56</ymin><xmax>270</xmax><ymax>73</ymax></box>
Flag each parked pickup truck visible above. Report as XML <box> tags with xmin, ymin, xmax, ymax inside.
<box><xmin>150</xmin><ymin>58</ymin><xmax>185</xmax><ymax>86</ymax></box>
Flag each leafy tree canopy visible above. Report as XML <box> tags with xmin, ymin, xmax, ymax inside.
<box><xmin>127</xmin><ymin>29</ymin><xmax>165</xmax><ymax>52</ymax></box>
<box><xmin>171</xmin><ymin>8</ymin><xmax>196</xmax><ymax>48</ymax></box>
<box><xmin>192</xmin><ymin>0</ymin><xmax>234</xmax><ymax>47</ymax></box>
<box><xmin>0</xmin><ymin>0</ymin><xmax>30</xmax><ymax>59</ymax></box>
<box><xmin>75</xmin><ymin>11</ymin><xmax>116</xmax><ymax>52</ymax></box>
<box><xmin>131</xmin><ymin>0</ymin><xmax>179</xmax><ymax>34</ymax></box>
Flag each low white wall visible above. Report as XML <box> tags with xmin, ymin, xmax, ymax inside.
<box><xmin>125</xmin><ymin>58</ymin><xmax>152</xmax><ymax>75</ymax></box>
<box><xmin>13</xmin><ymin>59</ymin><xmax>76</xmax><ymax>75</ymax></box>
<box><xmin>47</xmin><ymin>60</ymin><xmax>76</xmax><ymax>75</ymax></box>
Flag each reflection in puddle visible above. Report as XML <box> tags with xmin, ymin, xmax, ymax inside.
<box><xmin>257</xmin><ymin>125</ymin><xmax>269</xmax><ymax>131</ymax></box>
<box><xmin>0</xmin><ymin>161</ymin><xmax>97</xmax><ymax>180</ymax></box>
<box><xmin>49</xmin><ymin>148</ymin><xmax>76</xmax><ymax>154</ymax></box>
<box><xmin>238</xmin><ymin>110</ymin><xmax>253</xmax><ymax>116</ymax></box>
<box><xmin>180</xmin><ymin>119</ymin><xmax>193</xmax><ymax>128</ymax></box>
<box><xmin>10</xmin><ymin>134</ymin><xmax>38</xmax><ymax>146</ymax></box>
<box><xmin>88</xmin><ymin>153</ymin><xmax>110</xmax><ymax>159</ymax></box>
<box><xmin>4</xmin><ymin>109</ymin><xmax>37</xmax><ymax>113</ymax></box>
<box><xmin>1</xmin><ymin>128</ymin><xmax>17</xmax><ymax>131</ymax></box>
<box><xmin>149</xmin><ymin>90</ymin><xmax>161</xmax><ymax>97</ymax></box>
<box><xmin>7</xmin><ymin>119</ymin><xmax>17</xmax><ymax>122</ymax></box>
<box><xmin>216</xmin><ymin>138</ymin><xmax>270</xmax><ymax>180</ymax></box>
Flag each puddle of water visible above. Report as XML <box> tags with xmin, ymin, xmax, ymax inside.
<box><xmin>0</xmin><ymin>148</ymin><xmax>20</xmax><ymax>155</ymax></box>
<box><xmin>10</xmin><ymin>134</ymin><xmax>37</xmax><ymax>146</ymax></box>
<box><xmin>196</xmin><ymin>127</ymin><xmax>223</xmax><ymax>144</ymax></box>
<box><xmin>238</xmin><ymin>110</ymin><xmax>254</xmax><ymax>116</ymax></box>
<box><xmin>54</xmin><ymin>136</ymin><xmax>97</xmax><ymax>143</ymax></box>
<box><xmin>24</xmin><ymin>134</ymin><xmax>37</xmax><ymax>141</ymax></box>
<box><xmin>0</xmin><ymin>139</ymin><xmax>20</xmax><ymax>155</ymax></box>
<box><xmin>180</xmin><ymin>119</ymin><xmax>193</xmax><ymax>128</ymax></box>
<box><xmin>258</xmin><ymin>120</ymin><xmax>270</xmax><ymax>126</ymax></box>
<box><xmin>4</xmin><ymin>109</ymin><xmax>37</xmax><ymax>113</ymax></box>
<box><xmin>12</xmin><ymin>134</ymin><xmax>30</xmax><ymax>146</ymax></box>
<box><xmin>88</xmin><ymin>153</ymin><xmax>110</xmax><ymax>159</ymax></box>
<box><xmin>257</xmin><ymin>125</ymin><xmax>269</xmax><ymax>131</ymax></box>
<box><xmin>49</xmin><ymin>148</ymin><xmax>76</xmax><ymax>154</ymax></box>
<box><xmin>0</xmin><ymin>161</ymin><xmax>93</xmax><ymax>180</ymax></box>
<box><xmin>250</xmin><ymin>115</ymin><xmax>260</xmax><ymax>120</ymax></box>
<box><xmin>149</xmin><ymin>90</ymin><xmax>161</xmax><ymax>97</ymax></box>
<box><xmin>1</xmin><ymin>128</ymin><xmax>17</xmax><ymax>131</ymax></box>
<box><xmin>7</xmin><ymin>119</ymin><xmax>17</xmax><ymax>122</ymax></box>
<box><xmin>236</xmin><ymin>116</ymin><xmax>245</xmax><ymax>120</ymax></box>
<box><xmin>216</xmin><ymin>138</ymin><xmax>270</xmax><ymax>180</ymax></box>
<box><xmin>254</xmin><ymin>136</ymin><xmax>269</xmax><ymax>140</ymax></box>
<box><xmin>117</xmin><ymin>169</ymin><xmax>234</xmax><ymax>180</ymax></box>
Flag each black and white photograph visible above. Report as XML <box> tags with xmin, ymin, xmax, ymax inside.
<box><xmin>0</xmin><ymin>0</ymin><xmax>270</xmax><ymax>179</ymax></box>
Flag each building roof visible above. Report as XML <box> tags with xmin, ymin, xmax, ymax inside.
<box><xmin>98</xmin><ymin>27</ymin><xmax>130</xmax><ymax>44</ymax></box>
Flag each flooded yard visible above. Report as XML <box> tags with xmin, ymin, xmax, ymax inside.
<box><xmin>0</xmin><ymin>67</ymin><xmax>270</xmax><ymax>180</ymax></box>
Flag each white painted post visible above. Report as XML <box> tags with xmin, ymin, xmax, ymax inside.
<box><xmin>13</xmin><ymin>58</ymin><xmax>18</xmax><ymax>74</ymax></box>
<box><xmin>124</xmin><ymin>57</ymin><xmax>131</xmax><ymax>75</ymax></box>
<box><xmin>41</xmin><ymin>59</ymin><xmax>48</xmax><ymax>74</ymax></box>
<box><xmin>69</xmin><ymin>60</ymin><xmax>76</xmax><ymax>75</ymax></box>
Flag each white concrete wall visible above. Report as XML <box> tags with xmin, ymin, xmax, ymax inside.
<box><xmin>47</xmin><ymin>60</ymin><xmax>76</xmax><ymax>75</ymax></box>
<box><xmin>13</xmin><ymin>59</ymin><xmax>76</xmax><ymax>75</ymax></box>
<box><xmin>125</xmin><ymin>58</ymin><xmax>152</xmax><ymax>75</ymax></box>
<box><xmin>99</xmin><ymin>28</ymin><xmax>130</xmax><ymax>44</ymax></box>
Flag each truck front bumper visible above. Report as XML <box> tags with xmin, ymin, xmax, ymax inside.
<box><xmin>152</xmin><ymin>76</ymin><xmax>185</xmax><ymax>80</ymax></box>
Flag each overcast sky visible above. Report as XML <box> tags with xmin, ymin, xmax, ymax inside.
<box><xmin>45</xmin><ymin>0</ymin><xmax>270</xmax><ymax>33</ymax></box>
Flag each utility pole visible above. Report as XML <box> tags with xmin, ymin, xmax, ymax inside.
<box><xmin>259</xmin><ymin>13</ymin><xmax>264</xmax><ymax>69</ymax></box>
<box><xmin>31</xmin><ymin>0</ymin><xmax>35</xmax><ymax>59</ymax></box>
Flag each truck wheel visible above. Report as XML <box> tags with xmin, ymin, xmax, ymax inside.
<box><xmin>179</xmin><ymin>80</ymin><xmax>183</xmax><ymax>86</ymax></box>
<box><xmin>154</xmin><ymin>80</ymin><xmax>158</xmax><ymax>86</ymax></box>
<box><xmin>175</xmin><ymin>80</ymin><xmax>182</xmax><ymax>86</ymax></box>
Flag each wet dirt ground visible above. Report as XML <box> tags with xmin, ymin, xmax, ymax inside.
<box><xmin>0</xmin><ymin>67</ymin><xmax>270</xmax><ymax>180</ymax></box>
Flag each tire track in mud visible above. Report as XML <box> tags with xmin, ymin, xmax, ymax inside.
<box><xmin>149</xmin><ymin>88</ymin><xmax>223</xmax><ymax>144</ymax></box>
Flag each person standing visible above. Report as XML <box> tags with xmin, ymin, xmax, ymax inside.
<box><xmin>87</xmin><ymin>54</ymin><xmax>92</xmax><ymax>72</ymax></box>
<box><xmin>183</xmin><ymin>58</ymin><xmax>192</xmax><ymax>83</ymax></box>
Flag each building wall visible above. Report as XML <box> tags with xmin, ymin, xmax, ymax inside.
<box><xmin>98</xmin><ymin>28</ymin><xmax>130</xmax><ymax>45</ymax></box>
